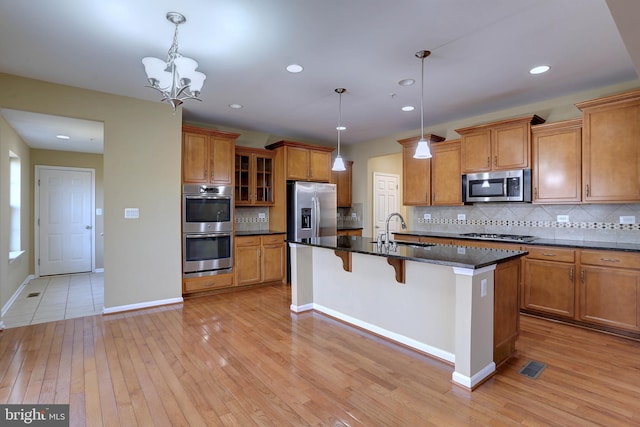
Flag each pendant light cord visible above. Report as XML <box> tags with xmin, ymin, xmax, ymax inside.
<box><xmin>420</xmin><ymin>55</ymin><xmax>425</xmax><ymax>140</ymax></box>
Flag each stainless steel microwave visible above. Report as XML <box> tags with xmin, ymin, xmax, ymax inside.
<box><xmin>462</xmin><ymin>169</ymin><xmax>531</xmax><ymax>203</ymax></box>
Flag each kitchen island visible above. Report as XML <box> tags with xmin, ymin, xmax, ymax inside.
<box><xmin>288</xmin><ymin>235</ymin><xmax>527</xmax><ymax>390</ymax></box>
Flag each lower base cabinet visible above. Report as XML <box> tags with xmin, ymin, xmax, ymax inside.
<box><xmin>182</xmin><ymin>272</ymin><xmax>234</xmax><ymax>294</ymax></box>
<box><xmin>493</xmin><ymin>258</ymin><xmax>521</xmax><ymax>367</ymax></box>
<box><xmin>337</xmin><ymin>229</ymin><xmax>363</xmax><ymax>237</ymax></box>
<box><xmin>235</xmin><ymin>234</ymin><xmax>286</xmax><ymax>286</ymax></box>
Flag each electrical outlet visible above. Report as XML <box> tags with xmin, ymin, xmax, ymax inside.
<box><xmin>457</xmin><ymin>247</ymin><xmax>466</xmax><ymax>255</ymax></box>
<box><xmin>351</xmin><ymin>213</ymin><xmax>357</xmax><ymax>218</ymax></box>
<box><xmin>557</xmin><ymin>215</ymin><xmax>569</xmax><ymax>223</ymax></box>
<box><xmin>481</xmin><ymin>279</ymin><xmax>487</xmax><ymax>297</ymax></box>
<box><xmin>258</xmin><ymin>213</ymin><xmax>266</xmax><ymax>219</ymax></box>
<box><xmin>620</xmin><ymin>216</ymin><xmax>636</xmax><ymax>224</ymax></box>
<box><xmin>457</xmin><ymin>214</ymin><xmax>466</xmax><ymax>221</ymax></box>
<box><xmin>423</xmin><ymin>213</ymin><xmax>431</xmax><ymax>220</ymax></box>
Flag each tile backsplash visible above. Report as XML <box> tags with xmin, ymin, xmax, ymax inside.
<box><xmin>235</xmin><ymin>207</ymin><xmax>270</xmax><ymax>232</ymax></box>
<box><xmin>338</xmin><ymin>203</ymin><xmax>363</xmax><ymax>229</ymax></box>
<box><xmin>411</xmin><ymin>203</ymin><xmax>640</xmax><ymax>243</ymax></box>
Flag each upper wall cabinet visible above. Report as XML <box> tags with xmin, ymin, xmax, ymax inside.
<box><xmin>265</xmin><ymin>140</ymin><xmax>334</xmax><ymax>182</ymax></box>
<box><xmin>456</xmin><ymin>115</ymin><xmax>545</xmax><ymax>173</ymax></box>
<box><xmin>576</xmin><ymin>89</ymin><xmax>640</xmax><ymax>203</ymax></box>
<box><xmin>431</xmin><ymin>139</ymin><xmax>463</xmax><ymax>206</ymax></box>
<box><xmin>531</xmin><ymin>119</ymin><xmax>582</xmax><ymax>204</ymax></box>
<box><xmin>182</xmin><ymin>126</ymin><xmax>239</xmax><ymax>185</ymax></box>
<box><xmin>235</xmin><ymin>147</ymin><xmax>275</xmax><ymax>206</ymax></box>
<box><xmin>397</xmin><ymin>134</ymin><xmax>445</xmax><ymax>206</ymax></box>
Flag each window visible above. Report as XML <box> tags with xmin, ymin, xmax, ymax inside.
<box><xmin>9</xmin><ymin>151</ymin><xmax>22</xmax><ymax>261</ymax></box>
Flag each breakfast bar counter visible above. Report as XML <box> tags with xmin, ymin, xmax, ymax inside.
<box><xmin>288</xmin><ymin>235</ymin><xmax>527</xmax><ymax>390</ymax></box>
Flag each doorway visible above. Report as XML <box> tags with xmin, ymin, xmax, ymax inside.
<box><xmin>35</xmin><ymin>166</ymin><xmax>95</xmax><ymax>276</ymax></box>
<box><xmin>372</xmin><ymin>172</ymin><xmax>400</xmax><ymax>238</ymax></box>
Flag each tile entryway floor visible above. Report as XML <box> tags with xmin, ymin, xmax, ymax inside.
<box><xmin>2</xmin><ymin>272</ymin><xmax>103</xmax><ymax>328</ymax></box>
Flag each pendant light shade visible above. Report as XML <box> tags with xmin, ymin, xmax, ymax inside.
<box><xmin>413</xmin><ymin>50</ymin><xmax>432</xmax><ymax>159</ymax></box>
<box><xmin>332</xmin><ymin>88</ymin><xmax>347</xmax><ymax>172</ymax></box>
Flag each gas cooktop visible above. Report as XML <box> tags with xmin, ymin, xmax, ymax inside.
<box><xmin>459</xmin><ymin>233</ymin><xmax>536</xmax><ymax>243</ymax></box>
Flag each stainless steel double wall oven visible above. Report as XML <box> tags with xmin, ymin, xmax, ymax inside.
<box><xmin>182</xmin><ymin>184</ymin><xmax>233</xmax><ymax>277</ymax></box>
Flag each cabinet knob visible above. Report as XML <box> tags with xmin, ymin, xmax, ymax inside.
<box><xmin>486</xmin><ymin>157</ymin><xmax>490</xmax><ymax>167</ymax></box>
<box><xmin>585</xmin><ymin>184</ymin><xmax>590</xmax><ymax>197</ymax></box>
<box><xmin>569</xmin><ymin>268</ymin><xmax>574</xmax><ymax>282</ymax></box>
<box><xmin>493</xmin><ymin>156</ymin><xmax>497</xmax><ymax>166</ymax></box>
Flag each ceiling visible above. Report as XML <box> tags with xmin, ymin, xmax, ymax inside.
<box><xmin>0</xmin><ymin>0</ymin><xmax>638</xmax><ymax>153</ymax></box>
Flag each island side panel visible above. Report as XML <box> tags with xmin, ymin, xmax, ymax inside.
<box><xmin>311</xmin><ymin>247</ymin><xmax>456</xmax><ymax>363</ymax></box>
<box><xmin>289</xmin><ymin>243</ymin><xmax>314</xmax><ymax>312</ymax></box>
<box><xmin>452</xmin><ymin>266</ymin><xmax>496</xmax><ymax>390</ymax></box>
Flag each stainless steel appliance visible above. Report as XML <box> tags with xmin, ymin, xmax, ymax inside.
<box><xmin>287</xmin><ymin>181</ymin><xmax>337</xmax><ymax>240</ymax></box>
<box><xmin>459</xmin><ymin>232</ymin><xmax>536</xmax><ymax>243</ymax></box>
<box><xmin>182</xmin><ymin>184</ymin><xmax>233</xmax><ymax>233</ymax></box>
<box><xmin>182</xmin><ymin>184</ymin><xmax>233</xmax><ymax>277</ymax></box>
<box><xmin>462</xmin><ymin>169</ymin><xmax>531</xmax><ymax>203</ymax></box>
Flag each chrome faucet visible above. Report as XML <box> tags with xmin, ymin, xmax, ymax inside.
<box><xmin>384</xmin><ymin>212</ymin><xmax>407</xmax><ymax>250</ymax></box>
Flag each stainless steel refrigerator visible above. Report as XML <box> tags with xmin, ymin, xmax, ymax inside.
<box><xmin>287</xmin><ymin>181</ymin><xmax>337</xmax><ymax>240</ymax></box>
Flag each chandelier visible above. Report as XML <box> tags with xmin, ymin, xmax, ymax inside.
<box><xmin>413</xmin><ymin>50</ymin><xmax>432</xmax><ymax>159</ymax></box>
<box><xmin>142</xmin><ymin>12</ymin><xmax>206</xmax><ymax>110</ymax></box>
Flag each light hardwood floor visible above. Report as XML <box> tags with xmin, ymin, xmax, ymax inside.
<box><xmin>1</xmin><ymin>283</ymin><xmax>639</xmax><ymax>426</ymax></box>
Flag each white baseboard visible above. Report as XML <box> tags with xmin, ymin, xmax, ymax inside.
<box><xmin>102</xmin><ymin>297</ymin><xmax>183</xmax><ymax>315</ymax></box>
<box><xmin>1</xmin><ymin>274</ymin><xmax>35</xmax><ymax>317</ymax></box>
<box><xmin>452</xmin><ymin>362</ymin><xmax>496</xmax><ymax>389</ymax></box>
<box><xmin>94</xmin><ymin>268</ymin><xmax>104</xmax><ymax>273</ymax></box>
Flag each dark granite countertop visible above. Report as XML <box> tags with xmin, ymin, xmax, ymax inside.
<box><xmin>235</xmin><ymin>230</ymin><xmax>286</xmax><ymax>237</ymax></box>
<box><xmin>393</xmin><ymin>231</ymin><xmax>640</xmax><ymax>253</ymax></box>
<box><xmin>288</xmin><ymin>235</ymin><xmax>527</xmax><ymax>269</ymax></box>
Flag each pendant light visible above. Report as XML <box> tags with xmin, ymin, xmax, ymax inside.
<box><xmin>332</xmin><ymin>88</ymin><xmax>347</xmax><ymax>171</ymax></box>
<box><xmin>413</xmin><ymin>50</ymin><xmax>432</xmax><ymax>159</ymax></box>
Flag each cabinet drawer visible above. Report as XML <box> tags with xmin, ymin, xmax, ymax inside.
<box><xmin>580</xmin><ymin>250</ymin><xmax>640</xmax><ymax>270</ymax></box>
<box><xmin>526</xmin><ymin>246</ymin><xmax>575</xmax><ymax>263</ymax></box>
<box><xmin>235</xmin><ymin>236</ymin><xmax>261</xmax><ymax>246</ymax></box>
<box><xmin>183</xmin><ymin>273</ymin><xmax>234</xmax><ymax>293</ymax></box>
<box><xmin>262</xmin><ymin>234</ymin><xmax>285</xmax><ymax>245</ymax></box>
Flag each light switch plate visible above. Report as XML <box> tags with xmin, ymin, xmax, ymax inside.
<box><xmin>557</xmin><ymin>215</ymin><xmax>569</xmax><ymax>223</ymax></box>
<box><xmin>620</xmin><ymin>215</ymin><xmax>636</xmax><ymax>224</ymax></box>
<box><xmin>457</xmin><ymin>214</ymin><xmax>466</xmax><ymax>221</ymax></box>
<box><xmin>124</xmin><ymin>208</ymin><xmax>139</xmax><ymax>219</ymax></box>
<box><xmin>423</xmin><ymin>213</ymin><xmax>431</xmax><ymax>220</ymax></box>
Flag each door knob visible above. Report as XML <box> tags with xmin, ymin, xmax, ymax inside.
<box><xmin>85</xmin><ymin>225</ymin><xmax>92</xmax><ymax>229</ymax></box>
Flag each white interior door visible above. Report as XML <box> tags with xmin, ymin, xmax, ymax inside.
<box><xmin>373</xmin><ymin>172</ymin><xmax>400</xmax><ymax>238</ymax></box>
<box><xmin>37</xmin><ymin>166</ymin><xmax>94</xmax><ymax>276</ymax></box>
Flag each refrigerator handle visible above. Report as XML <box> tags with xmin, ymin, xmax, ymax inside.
<box><xmin>314</xmin><ymin>196</ymin><xmax>321</xmax><ymax>237</ymax></box>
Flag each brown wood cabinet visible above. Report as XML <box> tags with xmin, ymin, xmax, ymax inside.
<box><xmin>182</xmin><ymin>272</ymin><xmax>234</xmax><ymax>295</ymax></box>
<box><xmin>265</xmin><ymin>140</ymin><xmax>333</xmax><ymax>182</ymax></box>
<box><xmin>531</xmin><ymin>119</ymin><xmax>582</xmax><ymax>204</ymax></box>
<box><xmin>331</xmin><ymin>160</ymin><xmax>353</xmax><ymax>207</ymax></box>
<box><xmin>576</xmin><ymin>89</ymin><xmax>640</xmax><ymax>203</ymax></box>
<box><xmin>494</xmin><ymin>258</ymin><xmax>521</xmax><ymax>367</ymax></box>
<box><xmin>521</xmin><ymin>246</ymin><xmax>576</xmax><ymax>318</ymax></box>
<box><xmin>579</xmin><ymin>250</ymin><xmax>640</xmax><ymax>333</ymax></box>
<box><xmin>182</xmin><ymin>126</ymin><xmax>239</xmax><ymax>185</ymax></box>
<box><xmin>397</xmin><ymin>134</ymin><xmax>445</xmax><ymax>206</ymax></box>
<box><xmin>235</xmin><ymin>148</ymin><xmax>275</xmax><ymax>206</ymax></box>
<box><xmin>456</xmin><ymin>115</ymin><xmax>545</xmax><ymax>173</ymax></box>
<box><xmin>431</xmin><ymin>139</ymin><xmax>462</xmax><ymax>206</ymax></box>
<box><xmin>337</xmin><ymin>229</ymin><xmax>362</xmax><ymax>237</ymax></box>
<box><xmin>235</xmin><ymin>234</ymin><xmax>286</xmax><ymax>286</ymax></box>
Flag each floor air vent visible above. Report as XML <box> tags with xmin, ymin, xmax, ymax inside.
<box><xmin>518</xmin><ymin>360</ymin><xmax>546</xmax><ymax>379</ymax></box>
<box><xmin>27</xmin><ymin>292</ymin><xmax>41</xmax><ymax>298</ymax></box>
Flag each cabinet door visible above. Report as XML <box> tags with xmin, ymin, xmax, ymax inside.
<box><xmin>235</xmin><ymin>152</ymin><xmax>252</xmax><ymax>204</ymax></box>
<box><xmin>262</xmin><ymin>243</ymin><xmax>285</xmax><ymax>282</ymax></box>
<box><xmin>580</xmin><ymin>266</ymin><xmax>640</xmax><ymax>332</ymax></box>
<box><xmin>309</xmin><ymin>150</ymin><xmax>331</xmax><ymax>182</ymax></box>
<box><xmin>582</xmin><ymin>100</ymin><xmax>640</xmax><ymax>202</ymax></box>
<box><xmin>461</xmin><ymin>129</ymin><xmax>491</xmax><ymax>173</ymax></box>
<box><xmin>254</xmin><ymin>153</ymin><xmax>274</xmax><ymax>204</ymax></box>
<box><xmin>431</xmin><ymin>140</ymin><xmax>462</xmax><ymax>206</ymax></box>
<box><xmin>210</xmin><ymin>136</ymin><xmax>234</xmax><ymax>185</ymax></box>
<box><xmin>235</xmin><ymin>244</ymin><xmax>261</xmax><ymax>286</ymax></box>
<box><xmin>522</xmin><ymin>259</ymin><xmax>575</xmax><ymax>318</ymax></box>
<box><xmin>402</xmin><ymin>143</ymin><xmax>430</xmax><ymax>205</ymax></box>
<box><xmin>494</xmin><ymin>259</ymin><xmax>520</xmax><ymax>366</ymax></box>
<box><xmin>286</xmin><ymin>146</ymin><xmax>310</xmax><ymax>180</ymax></box>
<box><xmin>182</xmin><ymin>132</ymin><xmax>210</xmax><ymax>183</ymax></box>
<box><xmin>492</xmin><ymin>122</ymin><xmax>530</xmax><ymax>170</ymax></box>
<box><xmin>332</xmin><ymin>160</ymin><xmax>352</xmax><ymax>207</ymax></box>
<box><xmin>532</xmin><ymin>120</ymin><xmax>582</xmax><ymax>203</ymax></box>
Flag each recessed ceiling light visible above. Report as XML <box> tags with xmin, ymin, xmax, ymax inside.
<box><xmin>398</xmin><ymin>79</ymin><xmax>415</xmax><ymax>86</ymax></box>
<box><xmin>336</xmin><ymin>126</ymin><xmax>346</xmax><ymax>131</ymax></box>
<box><xmin>229</xmin><ymin>104</ymin><xmax>243</xmax><ymax>109</ymax></box>
<box><xmin>530</xmin><ymin>65</ymin><xmax>550</xmax><ymax>75</ymax></box>
<box><xmin>56</xmin><ymin>134</ymin><xmax>70</xmax><ymax>140</ymax></box>
<box><xmin>401</xmin><ymin>106</ymin><xmax>415</xmax><ymax>112</ymax></box>
<box><xmin>286</xmin><ymin>64</ymin><xmax>304</xmax><ymax>73</ymax></box>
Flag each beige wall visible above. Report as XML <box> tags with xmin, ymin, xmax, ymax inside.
<box><xmin>0</xmin><ymin>73</ymin><xmax>182</xmax><ymax>310</ymax></box>
<box><xmin>30</xmin><ymin>150</ymin><xmax>105</xmax><ymax>271</ymax></box>
<box><xmin>0</xmin><ymin>114</ymin><xmax>31</xmax><ymax>312</ymax></box>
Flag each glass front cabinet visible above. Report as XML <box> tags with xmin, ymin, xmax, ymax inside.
<box><xmin>234</xmin><ymin>148</ymin><xmax>275</xmax><ymax>205</ymax></box>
